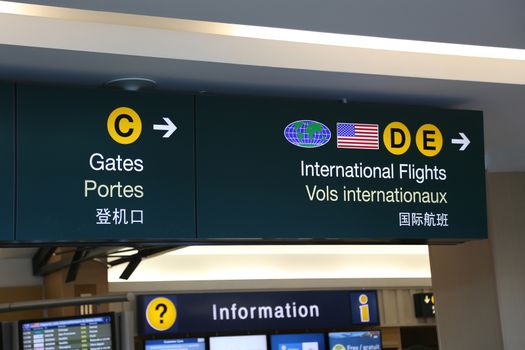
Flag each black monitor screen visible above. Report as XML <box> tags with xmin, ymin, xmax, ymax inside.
<box><xmin>19</xmin><ymin>313</ymin><xmax>115</xmax><ymax>350</ymax></box>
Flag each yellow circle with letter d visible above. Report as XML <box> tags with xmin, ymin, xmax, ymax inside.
<box><xmin>383</xmin><ymin>121</ymin><xmax>411</xmax><ymax>155</ymax></box>
<box><xmin>146</xmin><ymin>297</ymin><xmax>177</xmax><ymax>331</ymax></box>
<box><xmin>107</xmin><ymin>106</ymin><xmax>142</xmax><ymax>144</ymax></box>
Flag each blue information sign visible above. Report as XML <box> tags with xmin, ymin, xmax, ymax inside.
<box><xmin>138</xmin><ymin>290</ymin><xmax>379</xmax><ymax>335</ymax></box>
<box><xmin>349</xmin><ymin>291</ymin><xmax>379</xmax><ymax>325</ymax></box>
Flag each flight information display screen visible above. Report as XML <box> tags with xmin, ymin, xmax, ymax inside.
<box><xmin>19</xmin><ymin>313</ymin><xmax>115</xmax><ymax>350</ymax></box>
<box><xmin>145</xmin><ymin>338</ymin><xmax>206</xmax><ymax>350</ymax></box>
<box><xmin>328</xmin><ymin>331</ymin><xmax>382</xmax><ymax>350</ymax></box>
<box><xmin>209</xmin><ymin>335</ymin><xmax>267</xmax><ymax>350</ymax></box>
<box><xmin>270</xmin><ymin>333</ymin><xmax>325</xmax><ymax>350</ymax></box>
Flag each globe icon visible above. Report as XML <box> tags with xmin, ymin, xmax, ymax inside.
<box><xmin>284</xmin><ymin>120</ymin><xmax>331</xmax><ymax>148</ymax></box>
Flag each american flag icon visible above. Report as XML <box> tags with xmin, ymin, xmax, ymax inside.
<box><xmin>337</xmin><ymin>123</ymin><xmax>379</xmax><ymax>149</ymax></box>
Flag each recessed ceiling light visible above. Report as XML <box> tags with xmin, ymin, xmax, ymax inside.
<box><xmin>104</xmin><ymin>78</ymin><xmax>157</xmax><ymax>91</ymax></box>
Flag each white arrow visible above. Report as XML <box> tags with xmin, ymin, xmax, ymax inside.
<box><xmin>424</xmin><ymin>295</ymin><xmax>431</xmax><ymax>304</ymax></box>
<box><xmin>451</xmin><ymin>132</ymin><xmax>470</xmax><ymax>151</ymax></box>
<box><xmin>153</xmin><ymin>117</ymin><xmax>177</xmax><ymax>138</ymax></box>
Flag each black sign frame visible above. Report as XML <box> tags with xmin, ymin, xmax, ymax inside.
<box><xmin>0</xmin><ymin>83</ymin><xmax>487</xmax><ymax>245</ymax></box>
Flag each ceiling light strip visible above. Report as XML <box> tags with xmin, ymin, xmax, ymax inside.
<box><xmin>0</xmin><ymin>0</ymin><xmax>524</xmax><ymax>61</ymax></box>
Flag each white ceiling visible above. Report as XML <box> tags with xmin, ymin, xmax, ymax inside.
<box><xmin>108</xmin><ymin>245</ymin><xmax>431</xmax><ymax>288</ymax></box>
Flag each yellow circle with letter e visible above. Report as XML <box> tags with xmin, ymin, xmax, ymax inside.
<box><xmin>383</xmin><ymin>121</ymin><xmax>411</xmax><ymax>155</ymax></box>
<box><xmin>146</xmin><ymin>297</ymin><xmax>177</xmax><ymax>331</ymax></box>
<box><xmin>416</xmin><ymin>124</ymin><xmax>443</xmax><ymax>157</ymax></box>
<box><xmin>107</xmin><ymin>107</ymin><xmax>142</xmax><ymax>144</ymax></box>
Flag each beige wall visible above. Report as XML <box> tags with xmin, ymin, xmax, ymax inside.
<box><xmin>429</xmin><ymin>239</ymin><xmax>503</xmax><ymax>350</ymax></box>
<box><xmin>0</xmin><ymin>258</ymin><xmax>42</xmax><ymax>287</ymax></box>
<box><xmin>0</xmin><ymin>286</ymin><xmax>44</xmax><ymax>322</ymax></box>
<box><xmin>487</xmin><ymin>172</ymin><xmax>525</xmax><ymax>350</ymax></box>
<box><xmin>44</xmin><ymin>254</ymin><xmax>109</xmax><ymax>317</ymax></box>
<box><xmin>430</xmin><ymin>172</ymin><xmax>525</xmax><ymax>350</ymax></box>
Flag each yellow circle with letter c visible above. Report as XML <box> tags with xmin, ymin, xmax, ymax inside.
<box><xmin>107</xmin><ymin>107</ymin><xmax>142</xmax><ymax>144</ymax></box>
<box><xmin>146</xmin><ymin>297</ymin><xmax>177</xmax><ymax>331</ymax></box>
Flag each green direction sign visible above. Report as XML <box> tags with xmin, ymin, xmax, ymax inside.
<box><xmin>0</xmin><ymin>84</ymin><xmax>15</xmax><ymax>241</ymax></box>
<box><xmin>16</xmin><ymin>86</ymin><xmax>195</xmax><ymax>241</ymax></box>
<box><xmin>196</xmin><ymin>96</ymin><xmax>487</xmax><ymax>241</ymax></box>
